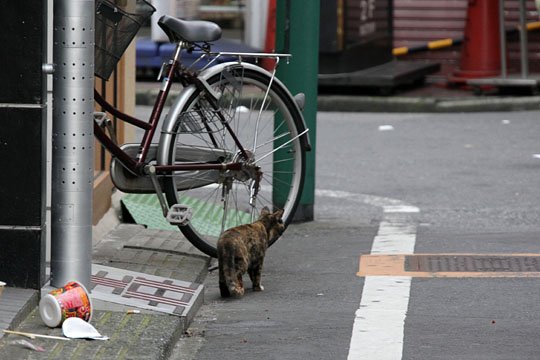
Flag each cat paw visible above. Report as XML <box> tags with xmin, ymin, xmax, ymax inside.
<box><xmin>231</xmin><ymin>287</ymin><xmax>245</xmax><ymax>298</ymax></box>
<box><xmin>253</xmin><ymin>285</ymin><xmax>264</xmax><ymax>292</ymax></box>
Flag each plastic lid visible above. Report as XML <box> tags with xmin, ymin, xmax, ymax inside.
<box><xmin>62</xmin><ymin>317</ymin><xmax>109</xmax><ymax>340</ymax></box>
<box><xmin>39</xmin><ymin>294</ymin><xmax>62</xmax><ymax>328</ymax></box>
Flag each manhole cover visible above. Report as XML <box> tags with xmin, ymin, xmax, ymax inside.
<box><xmin>404</xmin><ymin>255</ymin><xmax>540</xmax><ymax>273</ymax></box>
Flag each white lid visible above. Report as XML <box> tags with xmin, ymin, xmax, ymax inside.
<box><xmin>0</xmin><ymin>281</ymin><xmax>5</xmax><ymax>286</ymax></box>
<box><xmin>39</xmin><ymin>294</ymin><xmax>62</xmax><ymax>328</ymax></box>
<box><xmin>62</xmin><ymin>317</ymin><xmax>108</xmax><ymax>340</ymax></box>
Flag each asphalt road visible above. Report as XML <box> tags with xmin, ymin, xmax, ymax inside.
<box><xmin>315</xmin><ymin>111</ymin><xmax>540</xmax><ymax>359</ymax></box>
<box><xmin>134</xmin><ymin>107</ymin><xmax>540</xmax><ymax>359</ymax></box>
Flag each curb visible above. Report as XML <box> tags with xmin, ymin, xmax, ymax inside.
<box><xmin>0</xmin><ymin>288</ymin><xmax>39</xmax><ymax>340</ymax></box>
<box><xmin>316</xmin><ymin>94</ymin><xmax>540</xmax><ymax>113</ymax></box>
<box><xmin>136</xmin><ymin>88</ymin><xmax>540</xmax><ymax>113</ymax></box>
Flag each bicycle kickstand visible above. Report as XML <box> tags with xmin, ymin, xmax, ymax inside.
<box><xmin>144</xmin><ymin>165</ymin><xmax>192</xmax><ymax>226</ymax></box>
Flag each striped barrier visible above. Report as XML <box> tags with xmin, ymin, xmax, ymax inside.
<box><xmin>393</xmin><ymin>21</ymin><xmax>540</xmax><ymax>56</ymax></box>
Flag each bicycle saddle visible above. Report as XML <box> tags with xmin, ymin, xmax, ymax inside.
<box><xmin>158</xmin><ymin>15</ymin><xmax>222</xmax><ymax>43</ymax></box>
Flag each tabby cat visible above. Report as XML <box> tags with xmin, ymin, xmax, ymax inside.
<box><xmin>217</xmin><ymin>207</ymin><xmax>285</xmax><ymax>298</ymax></box>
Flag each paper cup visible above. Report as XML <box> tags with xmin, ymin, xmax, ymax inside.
<box><xmin>0</xmin><ymin>281</ymin><xmax>5</xmax><ymax>300</ymax></box>
<box><xmin>39</xmin><ymin>281</ymin><xmax>92</xmax><ymax>328</ymax></box>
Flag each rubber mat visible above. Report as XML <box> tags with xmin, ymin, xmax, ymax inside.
<box><xmin>121</xmin><ymin>193</ymin><xmax>252</xmax><ymax>237</ymax></box>
<box><xmin>121</xmin><ymin>193</ymin><xmax>178</xmax><ymax>231</ymax></box>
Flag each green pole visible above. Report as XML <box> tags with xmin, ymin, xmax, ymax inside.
<box><xmin>275</xmin><ymin>0</ymin><xmax>318</xmax><ymax>221</ymax></box>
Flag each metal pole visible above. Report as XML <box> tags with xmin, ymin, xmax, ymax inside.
<box><xmin>499</xmin><ymin>0</ymin><xmax>507</xmax><ymax>77</ymax></box>
<box><xmin>518</xmin><ymin>0</ymin><xmax>529</xmax><ymax>78</ymax></box>
<box><xmin>51</xmin><ymin>0</ymin><xmax>95</xmax><ymax>288</ymax></box>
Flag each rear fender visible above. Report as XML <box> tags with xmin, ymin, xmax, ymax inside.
<box><xmin>157</xmin><ymin>62</ymin><xmax>311</xmax><ymax>166</ymax></box>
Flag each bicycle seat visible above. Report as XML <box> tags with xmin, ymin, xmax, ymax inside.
<box><xmin>158</xmin><ymin>15</ymin><xmax>222</xmax><ymax>43</ymax></box>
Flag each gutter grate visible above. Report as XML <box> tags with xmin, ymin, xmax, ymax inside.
<box><xmin>404</xmin><ymin>255</ymin><xmax>540</xmax><ymax>273</ymax></box>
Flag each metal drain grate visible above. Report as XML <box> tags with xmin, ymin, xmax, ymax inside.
<box><xmin>404</xmin><ymin>255</ymin><xmax>540</xmax><ymax>273</ymax></box>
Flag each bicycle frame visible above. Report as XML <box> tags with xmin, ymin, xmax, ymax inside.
<box><xmin>94</xmin><ymin>42</ymin><xmax>247</xmax><ymax>177</ymax></box>
<box><xmin>94</xmin><ymin>41</ymin><xmax>309</xmax><ymax>185</ymax></box>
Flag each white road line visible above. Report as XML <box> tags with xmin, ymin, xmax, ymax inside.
<box><xmin>318</xmin><ymin>190</ymin><xmax>419</xmax><ymax>360</ymax></box>
<box><xmin>315</xmin><ymin>189</ymin><xmax>420</xmax><ymax>359</ymax></box>
<box><xmin>348</xmin><ymin>276</ymin><xmax>412</xmax><ymax>359</ymax></box>
<box><xmin>315</xmin><ymin>189</ymin><xmax>415</xmax><ymax>209</ymax></box>
<box><xmin>371</xmin><ymin>219</ymin><xmax>417</xmax><ymax>254</ymax></box>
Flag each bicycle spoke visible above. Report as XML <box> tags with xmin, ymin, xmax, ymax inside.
<box><xmin>255</xmin><ymin>129</ymin><xmax>308</xmax><ymax>164</ymax></box>
<box><xmin>254</xmin><ymin>131</ymin><xmax>291</xmax><ymax>151</ymax></box>
<box><xmin>162</xmin><ymin>66</ymin><xmax>305</xmax><ymax>257</ymax></box>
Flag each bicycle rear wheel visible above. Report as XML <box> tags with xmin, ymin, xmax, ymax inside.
<box><xmin>161</xmin><ymin>64</ymin><xmax>307</xmax><ymax>257</ymax></box>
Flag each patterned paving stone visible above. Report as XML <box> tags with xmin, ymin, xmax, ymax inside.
<box><xmin>0</xmin><ymin>223</ymin><xmax>210</xmax><ymax>359</ymax></box>
<box><xmin>91</xmin><ymin>264</ymin><xmax>203</xmax><ymax>318</ymax></box>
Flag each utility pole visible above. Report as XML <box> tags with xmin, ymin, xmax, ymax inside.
<box><xmin>51</xmin><ymin>0</ymin><xmax>95</xmax><ymax>288</ymax></box>
<box><xmin>276</xmin><ymin>0</ymin><xmax>319</xmax><ymax>221</ymax></box>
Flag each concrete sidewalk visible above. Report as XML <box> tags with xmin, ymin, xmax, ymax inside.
<box><xmin>0</xmin><ymin>200</ymin><xmax>211</xmax><ymax>359</ymax></box>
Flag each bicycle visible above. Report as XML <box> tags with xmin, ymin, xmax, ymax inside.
<box><xmin>94</xmin><ymin>0</ymin><xmax>311</xmax><ymax>258</ymax></box>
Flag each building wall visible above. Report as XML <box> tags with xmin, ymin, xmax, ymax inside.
<box><xmin>394</xmin><ymin>0</ymin><xmax>540</xmax><ymax>77</ymax></box>
<box><xmin>0</xmin><ymin>1</ymin><xmax>47</xmax><ymax>289</ymax></box>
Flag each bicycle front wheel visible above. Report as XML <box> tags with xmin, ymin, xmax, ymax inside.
<box><xmin>161</xmin><ymin>64</ymin><xmax>307</xmax><ymax>257</ymax></box>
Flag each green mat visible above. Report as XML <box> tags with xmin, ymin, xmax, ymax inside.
<box><xmin>121</xmin><ymin>193</ymin><xmax>178</xmax><ymax>231</ymax></box>
<box><xmin>121</xmin><ymin>193</ymin><xmax>252</xmax><ymax>237</ymax></box>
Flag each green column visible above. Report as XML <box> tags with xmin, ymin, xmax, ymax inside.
<box><xmin>275</xmin><ymin>0</ymin><xmax>318</xmax><ymax>221</ymax></box>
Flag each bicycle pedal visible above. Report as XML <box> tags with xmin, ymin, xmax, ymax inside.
<box><xmin>166</xmin><ymin>204</ymin><xmax>193</xmax><ymax>225</ymax></box>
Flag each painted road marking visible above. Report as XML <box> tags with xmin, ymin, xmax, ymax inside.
<box><xmin>317</xmin><ymin>189</ymin><xmax>540</xmax><ymax>358</ymax></box>
<box><xmin>348</xmin><ymin>276</ymin><xmax>411</xmax><ymax>359</ymax></box>
<box><xmin>347</xmin><ymin>202</ymin><xmax>419</xmax><ymax>360</ymax></box>
<box><xmin>358</xmin><ymin>253</ymin><xmax>540</xmax><ymax>278</ymax></box>
<box><xmin>314</xmin><ymin>189</ymin><xmax>419</xmax><ymax>359</ymax></box>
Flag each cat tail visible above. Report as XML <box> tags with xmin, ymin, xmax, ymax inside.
<box><xmin>218</xmin><ymin>253</ymin><xmax>232</xmax><ymax>297</ymax></box>
<box><xmin>227</xmin><ymin>255</ymin><xmax>247</xmax><ymax>298</ymax></box>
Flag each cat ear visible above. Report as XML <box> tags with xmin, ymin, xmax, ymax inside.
<box><xmin>260</xmin><ymin>206</ymin><xmax>271</xmax><ymax>217</ymax></box>
<box><xmin>274</xmin><ymin>209</ymin><xmax>284</xmax><ymax>219</ymax></box>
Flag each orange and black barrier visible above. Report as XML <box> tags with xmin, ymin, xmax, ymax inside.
<box><xmin>393</xmin><ymin>21</ymin><xmax>540</xmax><ymax>57</ymax></box>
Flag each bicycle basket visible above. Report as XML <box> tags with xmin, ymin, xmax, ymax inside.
<box><xmin>95</xmin><ymin>0</ymin><xmax>155</xmax><ymax>80</ymax></box>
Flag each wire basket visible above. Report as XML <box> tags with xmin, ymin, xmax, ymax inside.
<box><xmin>95</xmin><ymin>0</ymin><xmax>155</xmax><ymax>80</ymax></box>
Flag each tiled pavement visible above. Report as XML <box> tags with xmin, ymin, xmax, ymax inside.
<box><xmin>0</xmin><ymin>223</ymin><xmax>211</xmax><ymax>359</ymax></box>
